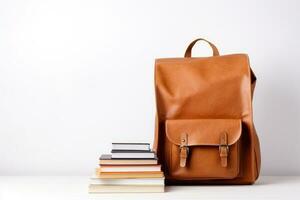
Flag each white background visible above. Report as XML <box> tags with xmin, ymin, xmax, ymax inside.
<box><xmin>0</xmin><ymin>0</ymin><xmax>299</xmax><ymax>176</ymax></box>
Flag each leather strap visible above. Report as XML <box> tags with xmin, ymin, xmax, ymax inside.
<box><xmin>219</xmin><ymin>132</ymin><xmax>229</xmax><ymax>167</ymax></box>
<box><xmin>179</xmin><ymin>133</ymin><xmax>189</xmax><ymax>167</ymax></box>
<box><xmin>184</xmin><ymin>38</ymin><xmax>220</xmax><ymax>57</ymax></box>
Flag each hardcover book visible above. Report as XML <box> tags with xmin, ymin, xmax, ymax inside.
<box><xmin>98</xmin><ymin>165</ymin><xmax>161</xmax><ymax>173</ymax></box>
<box><xmin>88</xmin><ymin>184</ymin><xmax>164</xmax><ymax>193</ymax></box>
<box><xmin>99</xmin><ymin>154</ymin><xmax>158</xmax><ymax>165</ymax></box>
<box><xmin>90</xmin><ymin>176</ymin><xmax>164</xmax><ymax>185</ymax></box>
<box><xmin>96</xmin><ymin>171</ymin><xmax>164</xmax><ymax>179</ymax></box>
<box><xmin>111</xmin><ymin>150</ymin><xmax>155</xmax><ymax>159</ymax></box>
<box><xmin>112</xmin><ymin>143</ymin><xmax>150</xmax><ymax>151</ymax></box>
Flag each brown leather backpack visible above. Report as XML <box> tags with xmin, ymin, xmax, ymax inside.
<box><xmin>153</xmin><ymin>38</ymin><xmax>261</xmax><ymax>184</ymax></box>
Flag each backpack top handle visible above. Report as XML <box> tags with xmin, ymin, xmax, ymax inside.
<box><xmin>184</xmin><ymin>38</ymin><xmax>220</xmax><ymax>57</ymax></box>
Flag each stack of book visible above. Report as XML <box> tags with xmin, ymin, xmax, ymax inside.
<box><xmin>89</xmin><ymin>143</ymin><xmax>164</xmax><ymax>193</ymax></box>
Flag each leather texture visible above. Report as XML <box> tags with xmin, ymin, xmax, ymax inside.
<box><xmin>153</xmin><ymin>38</ymin><xmax>261</xmax><ymax>185</ymax></box>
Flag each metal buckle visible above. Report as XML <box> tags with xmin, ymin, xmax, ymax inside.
<box><xmin>180</xmin><ymin>145</ymin><xmax>189</xmax><ymax>155</ymax></box>
<box><xmin>219</xmin><ymin>145</ymin><xmax>229</xmax><ymax>153</ymax></box>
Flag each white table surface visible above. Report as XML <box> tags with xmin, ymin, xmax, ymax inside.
<box><xmin>0</xmin><ymin>176</ymin><xmax>298</xmax><ymax>200</ymax></box>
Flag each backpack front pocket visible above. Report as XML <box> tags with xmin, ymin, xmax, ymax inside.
<box><xmin>165</xmin><ymin>119</ymin><xmax>241</xmax><ymax>180</ymax></box>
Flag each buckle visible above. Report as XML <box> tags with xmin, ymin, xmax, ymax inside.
<box><xmin>180</xmin><ymin>144</ymin><xmax>189</xmax><ymax>155</ymax></box>
<box><xmin>219</xmin><ymin>144</ymin><xmax>229</xmax><ymax>154</ymax></box>
<box><xmin>179</xmin><ymin>134</ymin><xmax>189</xmax><ymax>167</ymax></box>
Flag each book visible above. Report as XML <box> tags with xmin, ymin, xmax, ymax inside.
<box><xmin>89</xmin><ymin>176</ymin><xmax>164</xmax><ymax>185</ymax></box>
<box><xmin>99</xmin><ymin>154</ymin><xmax>158</xmax><ymax>165</ymax></box>
<box><xmin>96</xmin><ymin>171</ymin><xmax>164</xmax><ymax>179</ymax></box>
<box><xmin>88</xmin><ymin>184</ymin><xmax>164</xmax><ymax>193</ymax></box>
<box><xmin>98</xmin><ymin>165</ymin><xmax>161</xmax><ymax>173</ymax></box>
<box><xmin>112</xmin><ymin>143</ymin><xmax>150</xmax><ymax>151</ymax></box>
<box><xmin>111</xmin><ymin>150</ymin><xmax>155</xmax><ymax>159</ymax></box>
